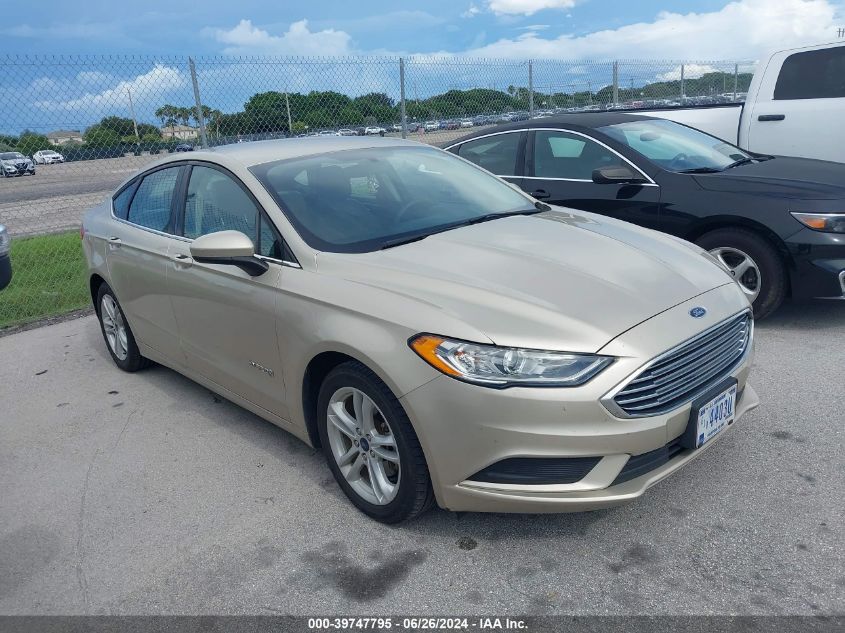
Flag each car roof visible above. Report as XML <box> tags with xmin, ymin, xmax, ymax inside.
<box><xmin>206</xmin><ymin>136</ymin><xmax>422</xmax><ymax>167</ymax></box>
<box><xmin>450</xmin><ymin>112</ymin><xmax>655</xmax><ymax>141</ymax></box>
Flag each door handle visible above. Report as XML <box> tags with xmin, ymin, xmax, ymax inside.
<box><xmin>171</xmin><ymin>253</ymin><xmax>193</xmax><ymax>268</ymax></box>
<box><xmin>531</xmin><ymin>189</ymin><xmax>551</xmax><ymax>199</ymax></box>
<box><xmin>757</xmin><ymin>114</ymin><xmax>785</xmax><ymax>121</ymax></box>
<box><xmin>107</xmin><ymin>236</ymin><xmax>121</xmax><ymax>250</ymax></box>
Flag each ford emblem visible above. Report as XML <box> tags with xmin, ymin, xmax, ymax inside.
<box><xmin>689</xmin><ymin>307</ymin><xmax>707</xmax><ymax>318</ymax></box>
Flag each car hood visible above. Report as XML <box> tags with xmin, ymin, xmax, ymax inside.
<box><xmin>693</xmin><ymin>157</ymin><xmax>845</xmax><ymax>200</ymax></box>
<box><xmin>316</xmin><ymin>208</ymin><xmax>735</xmax><ymax>353</ymax></box>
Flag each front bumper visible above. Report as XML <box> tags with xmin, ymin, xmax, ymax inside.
<box><xmin>400</xmin><ymin>284</ymin><xmax>759</xmax><ymax>513</ymax></box>
<box><xmin>786</xmin><ymin>228</ymin><xmax>845</xmax><ymax>299</ymax></box>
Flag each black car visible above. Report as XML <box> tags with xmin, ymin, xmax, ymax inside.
<box><xmin>446</xmin><ymin>113</ymin><xmax>845</xmax><ymax>318</ymax></box>
<box><xmin>174</xmin><ymin>144</ymin><xmax>195</xmax><ymax>152</ymax></box>
<box><xmin>0</xmin><ymin>224</ymin><xmax>11</xmax><ymax>291</ymax></box>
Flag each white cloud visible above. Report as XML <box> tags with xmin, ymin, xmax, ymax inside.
<box><xmin>656</xmin><ymin>64</ymin><xmax>720</xmax><ymax>81</ymax></box>
<box><xmin>208</xmin><ymin>19</ymin><xmax>353</xmax><ymax>56</ymax></box>
<box><xmin>517</xmin><ymin>24</ymin><xmax>551</xmax><ymax>31</ymax></box>
<box><xmin>461</xmin><ymin>0</ymin><xmax>841</xmax><ymax>59</ymax></box>
<box><xmin>34</xmin><ymin>64</ymin><xmax>185</xmax><ymax>112</ymax></box>
<box><xmin>487</xmin><ymin>0</ymin><xmax>576</xmax><ymax>16</ymax></box>
<box><xmin>461</xmin><ymin>4</ymin><xmax>481</xmax><ymax>18</ymax></box>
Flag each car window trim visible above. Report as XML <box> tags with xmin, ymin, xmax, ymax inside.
<box><xmin>526</xmin><ymin>128</ymin><xmax>657</xmax><ymax>185</ymax></box>
<box><xmin>444</xmin><ymin>130</ymin><xmax>527</xmax><ymax>178</ymax></box>
<box><xmin>177</xmin><ymin>159</ymin><xmax>301</xmax><ymax>268</ymax></box>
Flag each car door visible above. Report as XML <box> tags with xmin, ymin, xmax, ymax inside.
<box><xmin>106</xmin><ymin>165</ymin><xmax>183</xmax><ymax>360</ymax></box>
<box><xmin>747</xmin><ymin>45</ymin><xmax>845</xmax><ymax>163</ymax></box>
<box><xmin>166</xmin><ymin>163</ymin><xmax>290</xmax><ymax>418</ymax></box>
<box><xmin>451</xmin><ymin>130</ymin><xmax>526</xmax><ymax>190</ymax></box>
<box><xmin>525</xmin><ymin>129</ymin><xmax>662</xmax><ymax>230</ymax></box>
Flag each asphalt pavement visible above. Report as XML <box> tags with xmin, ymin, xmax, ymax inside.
<box><xmin>0</xmin><ymin>302</ymin><xmax>843</xmax><ymax>615</ymax></box>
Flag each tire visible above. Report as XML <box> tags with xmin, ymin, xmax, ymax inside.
<box><xmin>695</xmin><ymin>228</ymin><xmax>787</xmax><ymax>319</ymax></box>
<box><xmin>95</xmin><ymin>283</ymin><xmax>152</xmax><ymax>372</ymax></box>
<box><xmin>317</xmin><ymin>361</ymin><xmax>435</xmax><ymax>523</ymax></box>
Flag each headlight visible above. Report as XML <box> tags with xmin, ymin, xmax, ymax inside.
<box><xmin>409</xmin><ymin>334</ymin><xmax>614</xmax><ymax>388</ymax></box>
<box><xmin>791</xmin><ymin>212</ymin><xmax>845</xmax><ymax>234</ymax></box>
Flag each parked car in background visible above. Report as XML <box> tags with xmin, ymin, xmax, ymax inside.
<box><xmin>318</xmin><ymin>130</ymin><xmax>339</xmax><ymax>137</ymax></box>
<box><xmin>644</xmin><ymin>41</ymin><xmax>845</xmax><ymax>163</ymax></box>
<box><xmin>174</xmin><ymin>144</ymin><xmax>194</xmax><ymax>152</ymax></box>
<box><xmin>460</xmin><ymin>119</ymin><xmax>474</xmax><ymax>128</ymax></box>
<box><xmin>447</xmin><ymin>113</ymin><xmax>845</xmax><ymax>318</ymax></box>
<box><xmin>1</xmin><ymin>152</ymin><xmax>35</xmax><ymax>177</ymax></box>
<box><xmin>337</xmin><ymin>129</ymin><xmax>357</xmax><ymax>136</ymax></box>
<box><xmin>82</xmin><ymin>137</ymin><xmax>758</xmax><ymax>523</ymax></box>
<box><xmin>364</xmin><ymin>126</ymin><xmax>386</xmax><ymax>136</ymax></box>
<box><xmin>423</xmin><ymin>121</ymin><xmax>440</xmax><ymax>132</ymax></box>
<box><xmin>0</xmin><ymin>224</ymin><xmax>11</xmax><ymax>291</ymax></box>
<box><xmin>32</xmin><ymin>150</ymin><xmax>65</xmax><ymax>164</ymax></box>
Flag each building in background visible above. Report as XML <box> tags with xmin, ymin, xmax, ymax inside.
<box><xmin>46</xmin><ymin>130</ymin><xmax>84</xmax><ymax>145</ymax></box>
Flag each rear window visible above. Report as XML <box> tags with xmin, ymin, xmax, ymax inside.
<box><xmin>112</xmin><ymin>183</ymin><xmax>136</xmax><ymax>220</ymax></box>
<box><xmin>774</xmin><ymin>47</ymin><xmax>845</xmax><ymax>100</ymax></box>
<box><xmin>127</xmin><ymin>167</ymin><xmax>180</xmax><ymax>232</ymax></box>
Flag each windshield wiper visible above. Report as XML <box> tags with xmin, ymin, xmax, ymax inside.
<box><xmin>466</xmin><ymin>207</ymin><xmax>544</xmax><ymax>226</ymax></box>
<box><xmin>724</xmin><ymin>157</ymin><xmax>755</xmax><ymax>169</ymax></box>
<box><xmin>380</xmin><ymin>207</ymin><xmax>542</xmax><ymax>250</ymax></box>
<box><xmin>677</xmin><ymin>166</ymin><xmax>724</xmax><ymax>174</ymax></box>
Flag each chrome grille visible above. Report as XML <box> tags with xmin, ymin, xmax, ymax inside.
<box><xmin>609</xmin><ymin>311</ymin><xmax>752</xmax><ymax>418</ymax></box>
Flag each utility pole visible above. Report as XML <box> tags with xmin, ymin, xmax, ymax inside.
<box><xmin>188</xmin><ymin>57</ymin><xmax>209</xmax><ymax>148</ymax></box>
<box><xmin>612</xmin><ymin>60</ymin><xmax>619</xmax><ymax>106</ymax></box>
<box><xmin>733</xmin><ymin>63</ymin><xmax>738</xmax><ymax>101</ymax></box>
<box><xmin>285</xmin><ymin>92</ymin><xmax>293</xmax><ymax>135</ymax></box>
<box><xmin>126</xmin><ymin>88</ymin><xmax>140</xmax><ymax>142</ymax></box>
<box><xmin>399</xmin><ymin>57</ymin><xmax>407</xmax><ymax>139</ymax></box>
<box><xmin>680</xmin><ymin>64</ymin><xmax>685</xmax><ymax>99</ymax></box>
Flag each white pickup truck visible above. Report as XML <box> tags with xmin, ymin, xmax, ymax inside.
<box><xmin>642</xmin><ymin>41</ymin><xmax>845</xmax><ymax>163</ymax></box>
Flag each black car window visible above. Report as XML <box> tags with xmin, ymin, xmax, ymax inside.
<box><xmin>127</xmin><ymin>167</ymin><xmax>180</xmax><ymax>232</ymax></box>
<box><xmin>774</xmin><ymin>47</ymin><xmax>845</xmax><ymax>100</ymax></box>
<box><xmin>456</xmin><ymin>132</ymin><xmax>521</xmax><ymax>176</ymax></box>
<box><xmin>258</xmin><ymin>213</ymin><xmax>286</xmax><ymax>260</ymax></box>
<box><xmin>112</xmin><ymin>182</ymin><xmax>136</xmax><ymax>220</ymax></box>
<box><xmin>533</xmin><ymin>130</ymin><xmax>621</xmax><ymax>180</ymax></box>
<box><xmin>183</xmin><ymin>165</ymin><xmax>259</xmax><ymax>242</ymax></box>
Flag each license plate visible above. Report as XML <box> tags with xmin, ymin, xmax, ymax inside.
<box><xmin>694</xmin><ymin>384</ymin><xmax>737</xmax><ymax>448</ymax></box>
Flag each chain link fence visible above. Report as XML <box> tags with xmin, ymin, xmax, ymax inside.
<box><xmin>0</xmin><ymin>55</ymin><xmax>756</xmax><ymax>328</ymax></box>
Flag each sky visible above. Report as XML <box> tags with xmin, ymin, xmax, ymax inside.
<box><xmin>1</xmin><ymin>0</ymin><xmax>843</xmax><ymax>135</ymax></box>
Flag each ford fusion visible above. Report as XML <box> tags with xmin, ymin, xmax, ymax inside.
<box><xmin>82</xmin><ymin>137</ymin><xmax>759</xmax><ymax>523</ymax></box>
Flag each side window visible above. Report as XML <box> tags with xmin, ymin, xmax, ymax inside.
<box><xmin>533</xmin><ymin>131</ymin><xmax>622</xmax><ymax>180</ymax></box>
<box><xmin>258</xmin><ymin>214</ymin><xmax>285</xmax><ymax>259</ymax></box>
<box><xmin>774</xmin><ymin>47</ymin><xmax>845</xmax><ymax>100</ymax></box>
<box><xmin>183</xmin><ymin>165</ymin><xmax>258</xmax><ymax>242</ymax></box>
<box><xmin>112</xmin><ymin>182</ymin><xmax>136</xmax><ymax>220</ymax></box>
<box><xmin>127</xmin><ymin>167</ymin><xmax>180</xmax><ymax>232</ymax></box>
<box><xmin>457</xmin><ymin>132</ymin><xmax>522</xmax><ymax>176</ymax></box>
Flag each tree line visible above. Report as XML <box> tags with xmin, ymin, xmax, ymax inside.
<box><xmin>0</xmin><ymin>71</ymin><xmax>752</xmax><ymax>155</ymax></box>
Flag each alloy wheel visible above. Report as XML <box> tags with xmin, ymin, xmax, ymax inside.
<box><xmin>326</xmin><ymin>386</ymin><xmax>400</xmax><ymax>506</ymax></box>
<box><xmin>709</xmin><ymin>246</ymin><xmax>762</xmax><ymax>302</ymax></box>
<box><xmin>100</xmin><ymin>294</ymin><xmax>128</xmax><ymax>361</ymax></box>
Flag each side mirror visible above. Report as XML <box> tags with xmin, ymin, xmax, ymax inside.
<box><xmin>189</xmin><ymin>230</ymin><xmax>269</xmax><ymax>276</ymax></box>
<box><xmin>592</xmin><ymin>165</ymin><xmax>646</xmax><ymax>185</ymax></box>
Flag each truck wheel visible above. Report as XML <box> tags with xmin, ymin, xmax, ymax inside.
<box><xmin>695</xmin><ymin>228</ymin><xmax>787</xmax><ymax>319</ymax></box>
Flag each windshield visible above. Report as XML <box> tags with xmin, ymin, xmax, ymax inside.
<box><xmin>0</xmin><ymin>153</ymin><xmax>24</xmax><ymax>160</ymax></box>
<box><xmin>598</xmin><ymin>119</ymin><xmax>751</xmax><ymax>172</ymax></box>
<box><xmin>250</xmin><ymin>146</ymin><xmax>534</xmax><ymax>253</ymax></box>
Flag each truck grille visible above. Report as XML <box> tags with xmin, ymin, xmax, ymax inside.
<box><xmin>609</xmin><ymin>311</ymin><xmax>752</xmax><ymax>417</ymax></box>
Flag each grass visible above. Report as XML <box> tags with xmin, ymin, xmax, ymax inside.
<box><xmin>0</xmin><ymin>231</ymin><xmax>90</xmax><ymax>329</ymax></box>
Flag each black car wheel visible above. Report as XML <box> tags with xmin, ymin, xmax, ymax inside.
<box><xmin>696</xmin><ymin>228</ymin><xmax>787</xmax><ymax>319</ymax></box>
<box><xmin>317</xmin><ymin>360</ymin><xmax>435</xmax><ymax>523</ymax></box>
<box><xmin>95</xmin><ymin>283</ymin><xmax>152</xmax><ymax>372</ymax></box>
